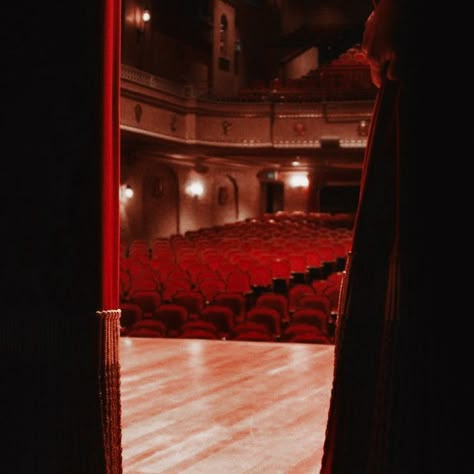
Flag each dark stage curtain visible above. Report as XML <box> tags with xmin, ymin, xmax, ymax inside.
<box><xmin>319</xmin><ymin>67</ymin><xmax>428</xmax><ymax>471</ymax></box>
<box><xmin>1</xmin><ymin>1</ymin><xmax>122</xmax><ymax>473</ymax></box>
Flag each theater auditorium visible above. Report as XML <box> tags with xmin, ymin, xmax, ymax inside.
<box><xmin>3</xmin><ymin>1</ymin><xmax>439</xmax><ymax>473</ymax></box>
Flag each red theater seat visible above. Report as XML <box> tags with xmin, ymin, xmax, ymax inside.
<box><xmin>246</xmin><ymin>306</ymin><xmax>281</xmax><ymax>340</ymax></box>
<box><xmin>128</xmin><ymin>290</ymin><xmax>162</xmax><ymax>319</ymax></box>
<box><xmin>288</xmin><ymin>284</ymin><xmax>315</xmax><ymax>313</ymax></box>
<box><xmin>119</xmin><ymin>302</ymin><xmax>143</xmax><ymax>333</ymax></box>
<box><xmin>200</xmin><ymin>305</ymin><xmax>234</xmax><ymax>339</ymax></box>
<box><xmin>291</xmin><ymin>308</ymin><xmax>328</xmax><ymax>334</ymax></box>
<box><xmin>213</xmin><ymin>292</ymin><xmax>247</xmax><ymax>323</ymax></box>
<box><xmin>256</xmin><ymin>292</ymin><xmax>289</xmax><ymax>324</ymax></box>
<box><xmin>152</xmin><ymin>304</ymin><xmax>188</xmax><ymax>337</ymax></box>
<box><xmin>126</xmin><ymin>319</ymin><xmax>166</xmax><ymax>338</ymax></box>
<box><xmin>297</xmin><ymin>294</ymin><xmax>331</xmax><ymax>316</ymax></box>
<box><xmin>231</xmin><ymin>321</ymin><xmax>273</xmax><ymax>342</ymax></box>
<box><xmin>172</xmin><ymin>291</ymin><xmax>205</xmax><ymax>320</ymax></box>
<box><xmin>283</xmin><ymin>323</ymin><xmax>329</xmax><ymax>344</ymax></box>
<box><xmin>179</xmin><ymin>320</ymin><xmax>218</xmax><ymax>340</ymax></box>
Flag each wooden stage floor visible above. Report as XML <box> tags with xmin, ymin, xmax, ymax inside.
<box><xmin>120</xmin><ymin>337</ymin><xmax>335</xmax><ymax>474</ymax></box>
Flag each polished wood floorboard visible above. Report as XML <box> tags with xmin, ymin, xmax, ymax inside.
<box><xmin>120</xmin><ymin>338</ymin><xmax>335</xmax><ymax>474</ymax></box>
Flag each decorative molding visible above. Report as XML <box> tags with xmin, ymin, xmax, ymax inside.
<box><xmin>170</xmin><ymin>114</ymin><xmax>177</xmax><ymax>132</ymax></box>
<box><xmin>222</xmin><ymin>120</ymin><xmax>232</xmax><ymax>135</ymax></box>
<box><xmin>134</xmin><ymin>104</ymin><xmax>142</xmax><ymax>123</ymax></box>
<box><xmin>293</xmin><ymin>122</ymin><xmax>306</xmax><ymax>136</ymax></box>
<box><xmin>121</xmin><ymin>64</ymin><xmax>191</xmax><ymax>97</ymax></box>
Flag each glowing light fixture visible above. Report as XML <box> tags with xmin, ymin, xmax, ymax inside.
<box><xmin>289</xmin><ymin>174</ymin><xmax>309</xmax><ymax>188</ymax></box>
<box><xmin>136</xmin><ymin>5</ymin><xmax>151</xmax><ymax>41</ymax></box>
<box><xmin>124</xmin><ymin>185</ymin><xmax>134</xmax><ymax>198</ymax></box>
<box><xmin>120</xmin><ymin>184</ymin><xmax>134</xmax><ymax>201</ymax></box>
<box><xmin>142</xmin><ymin>6</ymin><xmax>151</xmax><ymax>23</ymax></box>
<box><xmin>186</xmin><ymin>181</ymin><xmax>204</xmax><ymax>198</ymax></box>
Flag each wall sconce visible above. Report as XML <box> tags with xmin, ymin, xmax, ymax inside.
<box><xmin>186</xmin><ymin>181</ymin><xmax>204</xmax><ymax>198</ymax></box>
<box><xmin>142</xmin><ymin>6</ymin><xmax>151</xmax><ymax>23</ymax></box>
<box><xmin>357</xmin><ymin>119</ymin><xmax>369</xmax><ymax>137</ymax></box>
<box><xmin>289</xmin><ymin>174</ymin><xmax>309</xmax><ymax>189</ymax></box>
<box><xmin>136</xmin><ymin>5</ymin><xmax>151</xmax><ymax>42</ymax></box>
<box><xmin>120</xmin><ymin>184</ymin><xmax>134</xmax><ymax>202</ymax></box>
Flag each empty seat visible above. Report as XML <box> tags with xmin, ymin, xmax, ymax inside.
<box><xmin>248</xmin><ymin>264</ymin><xmax>273</xmax><ymax>289</ymax></box>
<box><xmin>255</xmin><ymin>292</ymin><xmax>289</xmax><ymax>324</ymax></box>
<box><xmin>128</xmin><ymin>276</ymin><xmax>159</xmax><ymax>298</ymax></box>
<box><xmin>269</xmin><ymin>258</ymin><xmax>291</xmax><ymax>281</ymax></box>
<box><xmin>297</xmin><ymin>294</ymin><xmax>331</xmax><ymax>316</ymax></box>
<box><xmin>126</xmin><ymin>319</ymin><xmax>166</xmax><ymax>338</ymax></box>
<box><xmin>119</xmin><ymin>302</ymin><xmax>143</xmax><ymax>333</ymax></box>
<box><xmin>200</xmin><ymin>305</ymin><xmax>234</xmax><ymax>339</ymax></box>
<box><xmin>150</xmin><ymin>261</ymin><xmax>181</xmax><ymax>281</ymax></box>
<box><xmin>284</xmin><ymin>323</ymin><xmax>330</xmax><ymax>344</ymax></box>
<box><xmin>288</xmin><ymin>283</ymin><xmax>315</xmax><ymax>313</ymax></box>
<box><xmin>213</xmin><ymin>292</ymin><xmax>247</xmax><ymax>323</ymax></box>
<box><xmin>119</xmin><ymin>270</ymin><xmax>132</xmax><ymax>301</ymax></box>
<box><xmin>125</xmin><ymin>327</ymin><xmax>163</xmax><ymax>338</ymax></box>
<box><xmin>152</xmin><ymin>304</ymin><xmax>188</xmax><ymax>337</ymax></box>
<box><xmin>172</xmin><ymin>291</ymin><xmax>205</xmax><ymax>320</ymax></box>
<box><xmin>291</xmin><ymin>308</ymin><xmax>328</xmax><ymax>334</ymax></box>
<box><xmin>161</xmin><ymin>278</ymin><xmax>192</xmax><ymax>302</ymax></box>
<box><xmin>225</xmin><ymin>269</ymin><xmax>252</xmax><ymax>294</ymax></box>
<box><xmin>179</xmin><ymin>319</ymin><xmax>218</xmax><ymax>340</ymax></box>
<box><xmin>231</xmin><ymin>321</ymin><xmax>273</xmax><ymax>342</ymax></box>
<box><xmin>246</xmin><ymin>306</ymin><xmax>281</xmax><ymax>339</ymax></box>
<box><xmin>197</xmin><ymin>278</ymin><xmax>226</xmax><ymax>303</ymax></box>
<box><xmin>128</xmin><ymin>290</ymin><xmax>162</xmax><ymax>319</ymax></box>
<box><xmin>322</xmin><ymin>284</ymin><xmax>341</xmax><ymax>313</ymax></box>
<box><xmin>130</xmin><ymin>319</ymin><xmax>167</xmax><ymax>333</ymax></box>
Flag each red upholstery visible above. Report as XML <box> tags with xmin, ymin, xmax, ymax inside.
<box><xmin>119</xmin><ymin>302</ymin><xmax>143</xmax><ymax>332</ymax></box>
<box><xmin>128</xmin><ymin>290</ymin><xmax>162</xmax><ymax>318</ymax></box>
<box><xmin>288</xmin><ymin>284</ymin><xmax>315</xmax><ymax>313</ymax></box>
<box><xmin>291</xmin><ymin>308</ymin><xmax>328</xmax><ymax>334</ymax></box>
<box><xmin>283</xmin><ymin>322</ymin><xmax>329</xmax><ymax>344</ymax></box>
<box><xmin>200</xmin><ymin>305</ymin><xmax>234</xmax><ymax>339</ymax></box>
<box><xmin>213</xmin><ymin>292</ymin><xmax>247</xmax><ymax>323</ymax></box>
<box><xmin>152</xmin><ymin>303</ymin><xmax>188</xmax><ymax>336</ymax></box>
<box><xmin>225</xmin><ymin>270</ymin><xmax>252</xmax><ymax>294</ymax></box>
<box><xmin>246</xmin><ymin>306</ymin><xmax>281</xmax><ymax>339</ymax></box>
<box><xmin>197</xmin><ymin>278</ymin><xmax>226</xmax><ymax>303</ymax></box>
<box><xmin>126</xmin><ymin>328</ymin><xmax>163</xmax><ymax>338</ymax></box>
<box><xmin>172</xmin><ymin>291</ymin><xmax>205</xmax><ymax>319</ymax></box>
<box><xmin>180</xmin><ymin>320</ymin><xmax>218</xmax><ymax>339</ymax></box>
<box><xmin>297</xmin><ymin>294</ymin><xmax>331</xmax><ymax>316</ymax></box>
<box><xmin>255</xmin><ymin>292</ymin><xmax>289</xmax><ymax>323</ymax></box>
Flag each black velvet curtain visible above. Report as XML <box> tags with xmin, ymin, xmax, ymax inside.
<box><xmin>1</xmin><ymin>1</ymin><xmax>122</xmax><ymax>473</ymax></box>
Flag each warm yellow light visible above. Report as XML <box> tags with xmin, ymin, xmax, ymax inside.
<box><xmin>124</xmin><ymin>185</ymin><xmax>134</xmax><ymax>198</ymax></box>
<box><xmin>142</xmin><ymin>8</ymin><xmax>151</xmax><ymax>23</ymax></box>
<box><xmin>120</xmin><ymin>184</ymin><xmax>134</xmax><ymax>202</ymax></box>
<box><xmin>186</xmin><ymin>182</ymin><xmax>204</xmax><ymax>197</ymax></box>
<box><xmin>289</xmin><ymin>174</ymin><xmax>309</xmax><ymax>188</ymax></box>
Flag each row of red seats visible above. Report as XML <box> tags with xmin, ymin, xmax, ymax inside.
<box><xmin>120</xmin><ymin>213</ymin><xmax>349</xmax><ymax>343</ymax></box>
<box><xmin>121</xmin><ymin>275</ymin><xmax>342</xmax><ymax>341</ymax></box>
<box><xmin>125</xmin><ymin>318</ymin><xmax>331</xmax><ymax>344</ymax></box>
